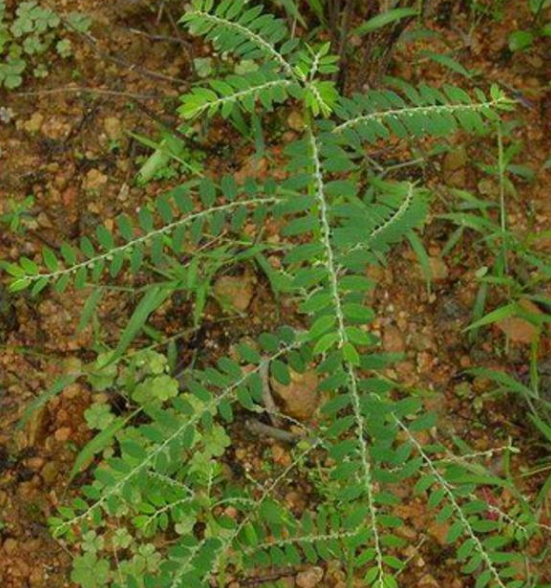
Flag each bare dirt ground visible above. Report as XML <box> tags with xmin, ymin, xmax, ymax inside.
<box><xmin>1</xmin><ymin>1</ymin><xmax>550</xmax><ymax>586</ymax></box>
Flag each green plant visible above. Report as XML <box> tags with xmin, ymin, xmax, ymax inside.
<box><xmin>440</xmin><ymin>121</ymin><xmax>551</xmax><ymax>347</ymax></box>
<box><xmin>0</xmin><ymin>0</ymin><xmax>91</xmax><ymax>89</ymax></box>
<box><xmin>0</xmin><ymin>195</ymin><xmax>35</xmax><ymax>233</ymax></box>
<box><xmin>3</xmin><ymin>2</ymin><xmax>548</xmax><ymax>588</ymax></box>
<box><xmin>508</xmin><ymin>0</ymin><xmax>551</xmax><ymax>52</ymax></box>
<box><xmin>466</xmin><ymin>0</ymin><xmax>509</xmax><ymax>23</ymax></box>
<box><xmin>131</xmin><ymin>127</ymin><xmax>205</xmax><ymax>185</ymax></box>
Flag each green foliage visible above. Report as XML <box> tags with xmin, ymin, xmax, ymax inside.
<box><xmin>467</xmin><ymin>0</ymin><xmax>509</xmax><ymax>21</ymax></box>
<box><xmin>0</xmin><ymin>1</ymin><xmax>91</xmax><ymax>89</ymax></box>
<box><xmin>354</xmin><ymin>7</ymin><xmax>419</xmax><ymax>36</ymax></box>
<box><xmin>508</xmin><ymin>0</ymin><xmax>551</xmax><ymax>51</ymax></box>
<box><xmin>441</xmin><ymin>122</ymin><xmax>551</xmax><ymax>343</ymax></box>
<box><xmin>2</xmin><ymin>2</ymin><xmax>545</xmax><ymax>588</ymax></box>
<box><xmin>0</xmin><ymin>195</ymin><xmax>35</xmax><ymax>233</ymax></box>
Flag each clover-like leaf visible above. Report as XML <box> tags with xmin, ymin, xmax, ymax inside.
<box><xmin>84</xmin><ymin>403</ymin><xmax>115</xmax><ymax>430</ymax></box>
<box><xmin>71</xmin><ymin>554</ymin><xmax>110</xmax><ymax>588</ymax></box>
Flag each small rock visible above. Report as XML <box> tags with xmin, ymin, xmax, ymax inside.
<box><xmin>496</xmin><ymin>299</ymin><xmax>542</xmax><ymax>345</ymax></box>
<box><xmin>410</xmin><ymin>331</ymin><xmax>433</xmax><ymax>351</ymax></box>
<box><xmin>0</xmin><ymin>106</ymin><xmax>15</xmax><ymax>123</ymax></box>
<box><xmin>3</xmin><ymin>538</ymin><xmax>18</xmax><ymax>555</ymax></box>
<box><xmin>37</xmin><ymin>212</ymin><xmax>54</xmax><ymax>229</ymax></box>
<box><xmin>285</xmin><ymin>490</ymin><xmax>304</xmax><ymax>510</ymax></box>
<box><xmin>41</xmin><ymin>461</ymin><xmax>59</xmax><ymax>485</ymax></box>
<box><xmin>54</xmin><ymin>427</ymin><xmax>71</xmax><ymax>442</ymax></box>
<box><xmin>416</xmin><ymin>257</ymin><xmax>449</xmax><ymax>282</ymax></box>
<box><xmin>419</xmin><ymin>574</ymin><xmax>440</xmax><ymax>588</ymax></box>
<box><xmin>42</xmin><ymin>117</ymin><xmax>71</xmax><ymax>140</ymax></box>
<box><xmin>224</xmin><ymin>506</ymin><xmax>238</xmax><ymax>519</ymax></box>
<box><xmin>443</xmin><ymin>147</ymin><xmax>468</xmax><ymax>187</ymax></box>
<box><xmin>214</xmin><ymin>275</ymin><xmax>254</xmax><ymax>313</ymax></box>
<box><xmin>296</xmin><ymin>567</ymin><xmax>324</xmax><ymax>588</ymax></box>
<box><xmin>272</xmin><ymin>444</ymin><xmax>292</xmax><ymax>466</ymax></box>
<box><xmin>396</xmin><ymin>525</ymin><xmax>417</xmax><ymax>540</ymax></box>
<box><xmin>23</xmin><ymin>112</ymin><xmax>44</xmax><ymax>133</ymax></box>
<box><xmin>18</xmin><ymin>405</ymin><xmax>49</xmax><ymax>449</ymax></box>
<box><xmin>383</xmin><ymin>325</ymin><xmax>405</xmax><ymax>353</ymax></box>
<box><xmin>62</xmin><ymin>186</ymin><xmax>79</xmax><ymax>207</ymax></box>
<box><xmin>478</xmin><ymin>178</ymin><xmax>498</xmax><ymax>198</ymax></box>
<box><xmin>428</xmin><ymin>521</ymin><xmax>450</xmax><ymax>546</ymax></box>
<box><xmin>83</xmin><ymin>169</ymin><xmax>108</xmax><ymax>192</ymax></box>
<box><xmin>443</xmin><ymin>147</ymin><xmax>467</xmax><ymax>172</ymax></box>
<box><xmin>287</xmin><ymin>110</ymin><xmax>305</xmax><ymax>132</ymax></box>
<box><xmin>235</xmin><ymin>156</ymin><xmax>268</xmax><ymax>183</ymax></box>
<box><xmin>26</xmin><ymin>457</ymin><xmax>45</xmax><ymax>471</ymax></box>
<box><xmin>271</xmin><ymin>369</ymin><xmax>319</xmax><ymax>421</ymax></box>
<box><xmin>104</xmin><ymin>117</ymin><xmax>123</xmax><ymax>140</ymax></box>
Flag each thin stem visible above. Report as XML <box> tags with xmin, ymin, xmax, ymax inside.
<box><xmin>395</xmin><ymin>416</ymin><xmax>507</xmax><ymax>588</ymax></box>
<box><xmin>19</xmin><ymin>198</ymin><xmax>280</xmax><ymax>286</ymax></box>
<box><xmin>334</xmin><ymin>97</ymin><xmax>507</xmax><ymax>134</ymax></box>
<box><xmin>309</xmin><ymin>131</ymin><xmax>385</xmax><ymax>586</ymax></box>
<box><xmin>186</xmin><ymin>11</ymin><xmax>295</xmax><ymax>78</ymax></box>
<box><xmin>54</xmin><ymin>343</ymin><xmax>300</xmax><ymax>535</ymax></box>
<box><xmin>336</xmin><ymin>0</ymin><xmax>357</xmax><ymax>88</ymax></box>
<box><xmin>496</xmin><ymin>123</ymin><xmax>508</xmax><ymax>275</ymax></box>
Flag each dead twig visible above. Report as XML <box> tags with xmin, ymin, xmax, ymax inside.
<box><xmin>245</xmin><ymin>419</ymin><xmax>299</xmax><ymax>444</ymax></box>
<box><xmin>14</xmin><ymin>86</ymin><xmax>163</xmax><ymax>100</ymax></box>
<box><xmin>45</xmin><ymin>2</ymin><xmax>189</xmax><ymax>87</ymax></box>
<box><xmin>127</xmin><ymin>27</ymin><xmax>189</xmax><ymax>46</ymax></box>
<box><xmin>239</xmin><ymin>569</ymin><xmax>296</xmax><ymax>587</ymax></box>
<box><xmin>163</xmin><ymin>3</ymin><xmax>197</xmax><ymax>78</ymax></box>
<box><xmin>259</xmin><ymin>361</ymin><xmax>282</xmax><ymax>427</ymax></box>
<box><xmin>335</xmin><ymin>0</ymin><xmax>357</xmax><ymax>90</ymax></box>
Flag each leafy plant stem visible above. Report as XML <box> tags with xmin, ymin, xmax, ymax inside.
<box><xmin>309</xmin><ymin>130</ymin><xmax>385</xmax><ymax>586</ymax></box>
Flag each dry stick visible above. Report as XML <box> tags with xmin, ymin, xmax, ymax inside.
<box><xmin>131</xmin><ymin>100</ymin><xmax>195</xmax><ymax>146</ymax></box>
<box><xmin>327</xmin><ymin>0</ymin><xmax>340</xmax><ymax>46</ymax></box>
<box><xmin>163</xmin><ymin>3</ymin><xmax>197</xmax><ymax>78</ymax></box>
<box><xmin>156</xmin><ymin>0</ymin><xmax>166</xmax><ymax>25</ymax></box>
<box><xmin>129</xmin><ymin>99</ymin><xmax>208</xmax><ymax>159</ymax></box>
<box><xmin>127</xmin><ymin>27</ymin><xmax>190</xmax><ymax>45</ymax></box>
<box><xmin>354</xmin><ymin>0</ymin><xmax>379</xmax><ymax>91</ymax></box>
<box><xmin>245</xmin><ymin>419</ymin><xmax>299</xmax><ymax>444</ymax></box>
<box><xmin>240</xmin><ymin>569</ymin><xmax>295</xmax><ymax>587</ymax></box>
<box><xmin>259</xmin><ymin>360</ymin><xmax>282</xmax><ymax>427</ymax></box>
<box><xmin>371</xmin><ymin>9</ymin><xmax>417</xmax><ymax>86</ymax></box>
<box><xmin>335</xmin><ymin>0</ymin><xmax>357</xmax><ymax>89</ymax></box>
<box><xmin>47</xmin><ymin>2</ymin><xmax>189</xmax><ymax>87</ymax></box>
<box><xmin>14</xmin><ymin>86</ymin><xmax>163</xmax><ymax>100</ymax></box>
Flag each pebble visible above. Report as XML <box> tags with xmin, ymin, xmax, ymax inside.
<box><xmin>54</xmin><ymin>427</ymin><xmax>71</xmax><ymax>442</ymax></box>
<box><xmin>224</xmin><ymin>506</ymin><xmax>238</xmax><ymax>519</ymax></box>
<box><xmin>23</xmin><ymin>112</ymin><xmax>44</xmax><ymax>134</ymax></box>
<box><xmin>443</xmin><ymin>147</ymin><xmax>467</xmax><ymax>187</ymax></box>
<box><xmin>3</xmin><ymin>538</ymin><xmax>18</xmax><ymax>555</ymax></box>
<box><xmin>271</xmin><ymin>369</ymin><xmax>319</xmax><ymax>421</ymax></box>
<box><xmin>296</xmin><ymin>566</ymin><xmax>324</xmax><ymax>588</ymax></box>
<box><xmin>83</xmin><ymin>169</ymin><xmax>108</xmax><ymax>192</ymax></box>
<box><xmin>428</xmin><ymin>521</ymin><xmax>450</xmax><ymax>546</ymax></box>
<box><xmin>18</xmin><ymin>406</ymin><xmax>49</xmax><ymax>449</ymax></box>
<box><xmin>496</xmin><ymin>298</ymin><xmax>542</xmax><ymax>345</ymax></box>
<box><xmin>26</xmin><ymin>457</ymin><xmax>45</xmax><ymax>471</ymax></box>
<box><xmin>272</xmin><ymin>444</ymin><xmax>292</xmax><ymax>466</ymax></box>
<box><xmin>287</xmin><ymin>110</ymin><xmax>305</xmax><ymax>132</ymax></box>
<box><xmin>41</xmin><ymin>461</ymin><xmax>60</xmax><ymax>485</ymax></box>
<box><xmin>383</xmin><ymin>325</ymin><xmax>406</xmax><ymax>353</ymax></box>
<box><xmin>427</xmin><ymin>257</ymin><xmax>449</xmax><ymax>282</ymax></box>
<box><xmin>214</xmin><ymin>275</ymin><xmax>254</xmax><ymax>313</ymax></box>
<box><xmin>419</xmin><ymin>573</ymin><xmax>440</xmax><ymax>588</ymax></box>
<box><xmin>104</xmin><ymin>116</ymin><xmax>123</xmax><ymax>140</ymax></box>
